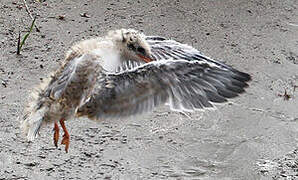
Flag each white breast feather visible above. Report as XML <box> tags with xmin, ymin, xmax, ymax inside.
<box><xmin>92</xmin><ymin>48</ymin><xmax>121</xmax><ymax>72</ymax></box>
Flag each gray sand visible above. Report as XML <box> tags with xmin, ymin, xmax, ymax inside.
<box><xmin>0</xmin><ymin>0</ymin><xmax>297</xmax><ymax>179</ymax></box>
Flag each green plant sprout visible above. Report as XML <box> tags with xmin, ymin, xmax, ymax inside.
<box><xmin>17</xmin><ymin>17</ymin><xmax>36</xmax><ymax>55</ymax></box>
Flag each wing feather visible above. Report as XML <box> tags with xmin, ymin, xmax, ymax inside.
<box><xmin>145</xmin><ymin>36</ymin><xmax>251</xmax><ymax>82</ymax></box>
<box><xmin>77</xmin><ymin>59</ymin><xmax>250</xmax><ymax>120</ymax></box>
<box><xmin>45</xmin><ymin>54</ymin><xmax>101</xmax><ymax>104</ymax></box>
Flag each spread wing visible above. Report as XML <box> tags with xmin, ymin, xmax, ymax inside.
<box><xmin>146</xmin><ymin>36</ymin><xmax>245</xmax><ymax>73</ymax></box>
<box><xmin>118</xmin><ymin>36</ymin><xmax>249</xmax><ymax>78</ymax></box>
<box><xmin>77</xmin><ymin>59</ymin><xmax>251</xmax><ymax>120</ymax></box>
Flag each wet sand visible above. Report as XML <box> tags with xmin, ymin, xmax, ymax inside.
<box><xmin>0</xmin><ymin>0</ymin><xmax>297</xmax><ymax>179</ymax></box>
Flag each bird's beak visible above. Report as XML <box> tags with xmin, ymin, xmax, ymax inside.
<box><xmin>137</xmin><ymin>54</ymin><xmax>153</xmax><ymax>63</ymax></box>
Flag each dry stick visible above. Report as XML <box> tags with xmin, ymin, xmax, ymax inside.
<box><xmin>17</xmin><ymin>31</ymin><xmax>21</xmax><ymax>55</ymax></box>
<box><xmin>21</xmin><ymin>0</ymin><xmax>40</xmax><ymax>32</ymax></box>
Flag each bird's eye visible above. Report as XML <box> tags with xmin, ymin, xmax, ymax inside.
<box><xmin>137</xmin><ymin>47</ymin><xmax>145</xmax><ymax>55</ymax></box>
<box><xmin>127</xmin><ymin>44</ymin><xmax>136</xmax><ymax>51</ymax></box>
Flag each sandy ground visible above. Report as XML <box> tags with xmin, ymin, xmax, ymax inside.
<box><xmin>0</xmin><ymin>0</ymin><xmax>298</xmax><ymax>179</ymax></box>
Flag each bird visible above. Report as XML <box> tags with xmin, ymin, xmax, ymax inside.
<box><xmin>20</xmin><ymin>28</ymin><xmax>251</xmax><ymax>153</ymax></box>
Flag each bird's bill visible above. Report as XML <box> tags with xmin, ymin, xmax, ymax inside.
<box><xmin>138</xmin><ymin>54</ymin><xmax>153</xmax><ymax>63</ymax></box>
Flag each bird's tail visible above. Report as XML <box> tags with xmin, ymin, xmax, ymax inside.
<box><xmin>20</xmin><ymin>78</ymin><xmax>52</xmax><ymax>142</ymax></box>
<box><xmin>20</xmin><ymin>105</ymin><xmax>48</xmax><ymax>141</ymax></box>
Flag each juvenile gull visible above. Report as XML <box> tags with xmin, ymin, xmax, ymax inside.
<box><xmin>21</xmin><ymin>29</ymin><xmax>251</xmax><ymax>153</ymax></box>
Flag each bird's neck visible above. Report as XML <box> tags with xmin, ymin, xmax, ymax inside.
<box><xmin>65</xmin><ymin>38</ymin><xmax>122</xmax><ymax>72</ymax></box>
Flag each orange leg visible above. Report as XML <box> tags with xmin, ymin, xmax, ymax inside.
<box><xmin>53</xmin><ymin>122</ymin><xmax>59</xmax><ymax>148</ymax></box>
<box><xmin>60</xmin><ymin>119</ymin><xmax>70</xmax><ymax>153</ymax></box>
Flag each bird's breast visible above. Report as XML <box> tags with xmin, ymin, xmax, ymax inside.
<box><xmin>92</xmin><ymin>48</ymin><xmax>121</xmax><ymax>72</ymax></box>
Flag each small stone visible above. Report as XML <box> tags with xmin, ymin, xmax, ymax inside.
<box><xmin>80</xmin><ymin>12</ymin><xmax>90</xmax><ymax>18</ymax></box>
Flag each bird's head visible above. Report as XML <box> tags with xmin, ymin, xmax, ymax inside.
<box><xmin>108</xmin><ymin>29</ymin><xmax>153</xmax><ymax>63</ymax></box>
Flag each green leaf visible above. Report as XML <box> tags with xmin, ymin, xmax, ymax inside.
<box><xmin>19</xmin><ymin>17</ymin><xmax>36</xmax><ymax>51</ymax></box>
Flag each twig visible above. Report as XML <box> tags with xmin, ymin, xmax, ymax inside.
<box><xmin>17</xmin><ymin>31</ymin><xmax>21</xmax><ymax>55</ymax></box>
<box><xmin>294</xmin><ymin>85</ymin><xmax>298</xmax><ymax>92</ymax></box>
<box><xmin>22</xmin><ymin>0</ymin><xmax>40</xmax><ymax>32</ymax></box>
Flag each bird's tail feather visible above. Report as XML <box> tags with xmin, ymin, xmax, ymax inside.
<box><xmin>20</xmin><ymin>105</ymin><xmax>48</xmax><ymax>141</ymax></box>
<box><xmin>20</xmin><ymin>77</ymin><xmax>52</xmax><ymax>142</ymax></box>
